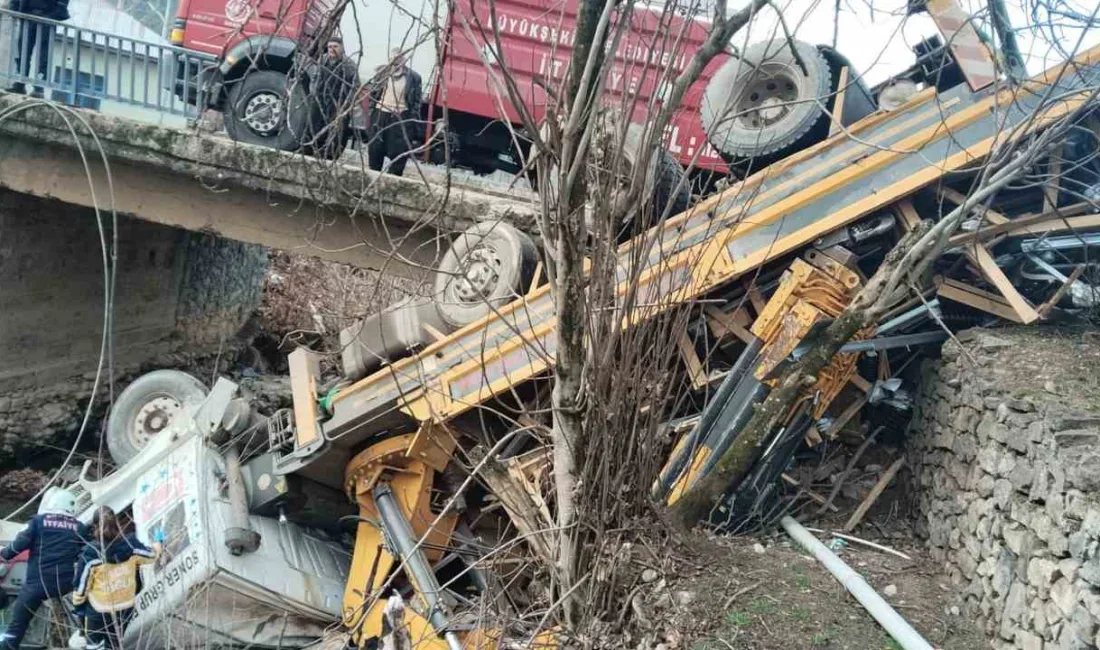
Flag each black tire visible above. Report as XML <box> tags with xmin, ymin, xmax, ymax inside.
<box><xmin>531</xmin><ymin>122</ymin><xmax>690</xmax><ymax>240</ymax></box>
<box><xmin>433</xmin><ymin>222</ymin><xmax>539</xmax><ymax>330</ymax></box>
<box><xmin>106</xmin><ymin>370</ymin><xmax>208</xmax><ymax>464</ymax></box>
<box><xmin>702</xmin><ymin>39</ymin><xmax>832</xmax><ymax>167</ymax></box>
<box><xmin>224</xmin><ymin>70</ymin><xmax>311</xmax><ymax>151</ymax></box>
<box><xmin>630</xmin><ymin>146</ymin><xmax>691</xmax><ymax>238</ymax></box>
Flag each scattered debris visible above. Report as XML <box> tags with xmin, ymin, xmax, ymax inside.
<box><xmin>844</xmin><ymin>458</ymin><xmax>906</xmax><ymax>532</ymax></box>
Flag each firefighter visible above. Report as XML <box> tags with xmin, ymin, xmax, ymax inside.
<box><xmin>367</xmin><ymin>47</ymin><xmax>423</xmax><ymax>177</ymax></box>
<box><xmin>72</xmin><ymin>507</ymin><xmax>157</xmax><ymax>650</ymax></box>
<box><xmin>0</xmin><ymin>488</ymin><xmax>88</xmax><ymax>650</ymax></box>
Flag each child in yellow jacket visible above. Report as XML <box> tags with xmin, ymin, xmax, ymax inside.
<box><xmin>72</xmin><ymin>508</ymin><xmax>157</xmax><ymax>650</ymax></box>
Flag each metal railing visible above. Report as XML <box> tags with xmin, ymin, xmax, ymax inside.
<box><xmin>0</xmin><ymin>7</ymin><xmax>218</xmax><ymax>118</ymax></box>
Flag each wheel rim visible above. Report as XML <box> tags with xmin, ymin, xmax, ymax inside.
<box><xmin>241</xmin><ymin>91</ymin><xmax>284</xmax><ymax>136</ymax></box>
<box><xmin>451</xmin><ymin>245</ymin><xmax>503</xmax><ymax>305</ymax></box>
<box><xmin>129</xmin><ymin>394</ymin><xmax>182</xmax><ymax>449</ymax></box>
<box><xmin>733</xmin><ymin>61</ymin><xmax>804</xmax><ymax>130</ymax></box>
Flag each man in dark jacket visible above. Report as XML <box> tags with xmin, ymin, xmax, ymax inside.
<box><xmin>367</xmin><ymin>48</ymin><xmax>423</xmax><ymax>177</ymax></box>
<box><xmin>0</xmin><ymin>489</ymin><xmax>87</xmax><ymax>650</ymax></box>
<box><xmin>308</xmin><ymin>37</ymin><xmax>359</xmax><ymax>158</ymax></box>
<box><xmin>5</xmin><ymin>0</ymin><xmax>70</xmax><ymax>96</ymax></box>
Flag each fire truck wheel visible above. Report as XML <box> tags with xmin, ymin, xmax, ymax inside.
<box><xmin>702</xmin><ymin>39</ymin><xmax>832</xmax><ymax>166</ymax></box>
<box><xmin>224</xmin><ymin>70</ymin><xmax>311</xmax><ymax>151</ymax></box>
<box><xmin>433</xmin><ymin>221</ymin><xmax>538</xmax><ymax>330</ymax></box>
<box><xmin>106</xmin><ymin>370</ymin><xmax>208</xmax><ymax>464</ymax></box>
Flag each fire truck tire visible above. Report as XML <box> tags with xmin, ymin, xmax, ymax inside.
<box><xmin>433</xmin><ymin>221</ymin><xmax>538</xmax><ymax>330</ymax></box>
<box><xmin>702</xmin><ymin>39</ymin><xmax>832</xmax><ymax>165</ymax></box>
<box><xmin>106</xmin><ymin>370</ymin><xmax>208</xmax><ymax>464</ymax></box>
<box><xmin>224</xmin><ymin>70</ymin><xmax>311</xmax><ymax>151</ymax></box>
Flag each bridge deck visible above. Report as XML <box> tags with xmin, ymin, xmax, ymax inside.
<box><xmin>0</xmin><ymin>93</ymin><xmax>539</xmax><ymax>277</ymax></box>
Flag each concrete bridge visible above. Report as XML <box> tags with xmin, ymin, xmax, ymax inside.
<box><xmin>0</xmin><ymin>92</ymin><xmax>539</xmax><ymax>275</ymax></box>
<box><xmin>0</xmin><ymin>92</ymin><xmax>538</xmax><ymax>448</ymax></box>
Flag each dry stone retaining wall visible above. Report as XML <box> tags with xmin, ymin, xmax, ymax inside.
<box><xmin>909</xmin><ymin>329</ymin><xmax>1100</xmax><ymax>650</ymax></box>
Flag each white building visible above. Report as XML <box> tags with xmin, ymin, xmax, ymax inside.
<box><xmin>1</xmin><ymin>0</ymin><xmax>190</xmax><ymax>127</ymax></box>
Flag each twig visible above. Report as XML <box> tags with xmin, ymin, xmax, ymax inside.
<box><xmin>756</xmin><ymin>613</ymin><xmax>773</xmax><ymax>636</ymax></box>
<box><xmin>804</xmin><ymin>528</ymin><xmax>912</xmax><ymax>561</ymax></box>
<box><xmin>721</xmin><ymin>581</ymin><xmax>761</xmax><ymax>610</ymax></box>
<box><xmin>782</xmin><ymin>474</ymin><xmax>839</xmax><ymax>512</ymax></box>
<box><xmin>813</xmin><ymin>426</ymin><xmax>883</xmax><ymax>518</ymax></box>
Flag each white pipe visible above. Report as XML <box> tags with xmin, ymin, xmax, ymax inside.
<box><xmin>780</xmin><ymin>516</ymin><xmax>933</xmax><ymax>650</ymax></box>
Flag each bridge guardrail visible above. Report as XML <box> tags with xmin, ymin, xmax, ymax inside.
<box><xmin>0</xmin><ymin>7</ymin><xmax>217</xmax><ymax>118</ymax></box>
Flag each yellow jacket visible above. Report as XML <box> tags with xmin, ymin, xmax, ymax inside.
<box><xmin>72</xmin><ymin>538</ymin><xmax>157</xmax><ymax>613</ymax></box>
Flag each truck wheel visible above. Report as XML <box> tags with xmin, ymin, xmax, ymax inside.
<box><xmin>433</xmin><ymin>222</ymin><xmax>538</xmax><ymax>330</ymax></box>
<box><xmin>106</xmin><ymin>370</ymin><xmax>208</xmax><ymax>465</ymax></box>
<box><xmin>530</xmin><ymin>122</ymin><xmax>690</xmax><ymax>240</ymax></box>
<box><xmin>224</xmin><ymin>70</ymin><xmax>310</xmax><ymax>151</ymax></box>
<box><xmin>621</xmin><ymin>141</ymin><xmax>691</xmax><ymax>239</ymax></box>
<box><xmin>702</xmin><ymin>39</ymin><xmax>832</xmax><ymax>168</ymax></box>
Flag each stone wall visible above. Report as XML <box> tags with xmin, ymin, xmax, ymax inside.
<box><xmin>0</xmin><ymin>190</ymin><xmax>267</xmax><ymax>460</ymax></box>
<box><xmin>0</xmin><ymin>190</ymin><xmax>185</xmax><ymax>390</ymax></box>
<box><xmin>909</xmin><ymin>328</ymin><xmax>1100</xmax><ymax>650</ymax></box>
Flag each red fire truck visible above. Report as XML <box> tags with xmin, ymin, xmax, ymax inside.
<box><xmin>170</xmin><ymin>0</ymin><xmax>876</xmax><ymax>180</ymax></box>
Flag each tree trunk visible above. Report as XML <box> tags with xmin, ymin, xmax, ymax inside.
<box><xmin>669</xmin><ymin>225</ymin><xmax>930</xmax><ymax>528</ymax></box>
<box><xmin>545</xmin><ymin>0</ymin><xmax>611</xmax><ymax>626</ymax></box>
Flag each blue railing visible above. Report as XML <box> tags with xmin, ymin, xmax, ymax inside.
<box><xmin>0</xmin><ymin>7</ymin><xmax>217</xmax><ymax>118</ymax></box>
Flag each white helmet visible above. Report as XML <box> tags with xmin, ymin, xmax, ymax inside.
<box><xmin>40</xmin><ymin>488</ymin><xmax>77</xmax><ymax>517</ymax></box>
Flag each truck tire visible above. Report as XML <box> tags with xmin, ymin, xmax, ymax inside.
<box><xmin>702</xmin><ymin>39</ymin><xmax>832</xmax><ymax>168</ymax></box>
<box><xmin>433</xmin><ymin>222</ymin><xmax>538</xmax><ymax>330</ymax></box>
<box><xmin>530</xmin><ymin>122</ymin><xmax>690</xmax><ymax>240</ymax></box>
<box><xmin>224</xmin><ymin>70</ymin><xmax>311</xmax><ymax>151</ymax></box>
<box><xmin>106</xmin><ymin>370</ymin><xmax>208</xmax><ymax>465</ymax></box>
<box><xmin>632</xmin><ymin>146</ymin><xmax>691</xmax><ymax>236</ymax></box>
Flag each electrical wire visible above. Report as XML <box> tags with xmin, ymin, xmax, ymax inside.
<box><xmin>0</xmin><ymin>98</ymin><xmax>118</xmax><ymax>522</ymax></box>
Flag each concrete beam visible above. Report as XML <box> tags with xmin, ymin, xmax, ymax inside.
<box><xmin>0</xmin><ymin>93</ymin><xmax>539</xmax><ymax>277</ymax></box>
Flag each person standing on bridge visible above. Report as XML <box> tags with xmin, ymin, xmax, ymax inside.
<box><xmin>0</xmin><ymin>489</ymin><xmax>87</xmax><ymax>650</ymax></box>
<box><xmin>4</xmin><ymin>0</ymin><xmax>70</xmax><ymax>97</ymax></box>
<box><xmin>307</xmin><ymin>37</ymin><xmax>360</xmax><ymax>158</ymax></box>
<box><xmin>367</xmin><ymin>47</ymin><xmax>422</xmax><ymax>177</ymax></box>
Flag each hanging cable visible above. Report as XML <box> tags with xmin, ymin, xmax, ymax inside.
<box><xmin>0</xmin><ymin>98</ymin><xmax>118</xmax><ymax>521</ymax></box>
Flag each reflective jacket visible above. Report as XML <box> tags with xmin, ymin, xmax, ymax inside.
<box><xmin>72</xmin><ymin>536</ymin><xmax>156</xmax><ymax>614</ymax></box>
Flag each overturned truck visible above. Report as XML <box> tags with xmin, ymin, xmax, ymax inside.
<box><xmin>13</xmin><ymin>3</ymin><xmax>1100</xmax><ymax>648</ymax></box>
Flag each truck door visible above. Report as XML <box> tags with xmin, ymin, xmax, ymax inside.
<box><xmin>182</xmin><ymin>0</ymin><xmax>308</xmax><ymax>56</ymax></box>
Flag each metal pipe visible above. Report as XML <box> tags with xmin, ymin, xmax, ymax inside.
<box><xmin>374</xmin><ymin>484</ymin><xmax>463</xmax><ymax>650</ymax></box>
<box><xmin>223</xmin><ymin>445</ymin><xmax>261</xmax><ymax>555</ymax></box>
<box><xmin>875</xmin><ymin>300</ymin><xmax>940</xmax><ymax>336</ymax></box>
<box><xmin>793</xmin><ymin>330</ymin><xmax>950</xmax><ymax>358</ymax></box>
<box><xmin>654</xmin><ymin>336</ymin><xmax>763</xmax><ymax>499</ymax></box>
<box><xmin>780</xmin><ymin>516</ymin><xmax>934</xmax><ymax>650</ymax></box>
<box><xmin>1021</xmin><ymin>233</ymin><xmax>1100</xmax><ymax>253</ymax></box>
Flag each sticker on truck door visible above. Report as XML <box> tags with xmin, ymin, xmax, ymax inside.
<box><xmin>225</xmin><ymin>0</ymin><xmax>251</xmax><ymax>25</ymax></box>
